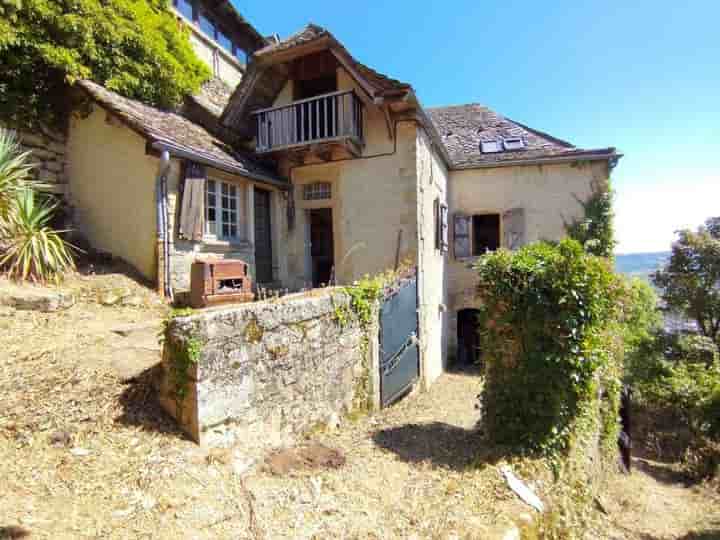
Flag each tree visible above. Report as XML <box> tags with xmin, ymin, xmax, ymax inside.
<box><xmin>653</xmin><ymin>217</ymin><xmax>720</xmax><ymax>348</ymax></box>
<box><xmin>0</xmin><ymin>0</ymin><xmax>210</xmax><ymax>129</ymax></box>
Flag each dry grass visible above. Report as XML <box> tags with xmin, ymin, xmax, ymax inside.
<box><xmin>1</xmin><ymin>264</ymin><xmax>718</xmax><ymax>539</ymax></box>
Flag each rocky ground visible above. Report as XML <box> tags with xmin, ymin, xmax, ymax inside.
<box><xmin>1</xmin><ymin>266</ymin><xmax>718</xmax><ymax>539</ymax></box>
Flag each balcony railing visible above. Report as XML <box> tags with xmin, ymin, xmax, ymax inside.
<box><xmin>253</xmin><ymin>90</ymin><xmax>364</xmax><ymax>153</ymax></box>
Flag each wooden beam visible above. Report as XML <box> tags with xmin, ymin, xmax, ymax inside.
<box><xmin>382</xmin><ymin>105</ymin><xmax>394</xmax><ymax>141</ymax></box>
<box><xmin>328</xmin><ymin>47</ymin><xmax>377</xmax><ymax>101</ymax></box>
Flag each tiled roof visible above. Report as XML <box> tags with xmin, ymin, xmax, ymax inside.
<box><xmin>222</xmin><ymin>24</ymin><xmax>411</xmax><ymax>129</ymax></box>
<box><xmin>77</xmin><ymin>80</ymin><xmax>282</xmax><ymax>183</ymax></box>
<box><xmin>427</xmin><ymin>103</ymin><xmax>617</xmax><ymax>168</ymax></box>
<box><xmin>189</xmin><ymin>78</ymin><xmax>234</xmax><ymax>118</ymax></box>
<box><xmin>255</xmin><ymin>24</ymin><xmax>410</xmax><ymax>95</ymax></box>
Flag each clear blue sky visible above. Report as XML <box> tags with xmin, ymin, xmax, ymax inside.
<box><xmin>237</xmin><ymin>0</ymin><xmax>719</xmax><ymax>254</ymax></box>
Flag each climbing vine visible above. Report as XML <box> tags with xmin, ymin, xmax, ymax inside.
<box><xmin>161</xmin><ymin>308</ymin><xmax>202</xmax><ymax>416</ymax></box>
<box><xmin>565</xmin><ymin>178</ymin><xmax>616</xmax><ymax>258</ymax></box>
<box><xmin>475</xmin><ymin>239</ymin><xmax>623</xmax><ymax>457</ymax></box>
<box><xmin>332</xmin><ymin>269</ymin><xmax>403</xmax><ymax>412</ymax></box>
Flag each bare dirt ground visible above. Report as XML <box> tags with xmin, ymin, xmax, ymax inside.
<box><xmin>1</xmin><ymin>267</ymin><xmax>718</xmax><ymax>539</ymax></box>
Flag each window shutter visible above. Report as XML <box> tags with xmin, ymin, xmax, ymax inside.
<box><xmin>440</xmin><ymin>203</ymin><xmax>449</xmax><ymax>253</ymax></box>
<box><xmin>434</xmin><ymin>198</ymin><xmax>440</xmax><ymax>250</ymax></box>
<box><xmin>454</xmin><ymin>213</ymin><xmax>471</xmax><ymax>259</ymax></box>
<box><xmin>179</xmin><ymin>162</ymin><xmax>206</xmax><ymax>242</ymax></box>
<box><xmin>502</xmin><ymin>207</ymin><xmax>525</xmax><ymax>250</ymax></box>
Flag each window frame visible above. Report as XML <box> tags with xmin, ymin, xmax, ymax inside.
<box><xmin>204</xmin><ymin>178</ymin><xmax>245</xmax><ymax>242</ymax></box>
<box><xmin>471</xmin><ymin>213</ymin><xmax>501</xmax><ymax>256</ymax></box>
<box><xmin>303</xmin><ymin>182</ymin><xmax>332</xmax><ymax>201</ymax></box>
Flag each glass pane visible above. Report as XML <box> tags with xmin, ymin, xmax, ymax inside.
<box><xmin>206</xmin><ymin>220</ymin><xmax>215</xmax><ymax>234</ymax></box>
<box><xmin>235</xmin><ymin>48</ymin><xmax>246</xmax><ymax>64</ymax></box>
<box><xmin>207</xmin><ymin>193</ymin><xmax>216</xmax><ymax>206</ymax></box>
<box><xmin>175</xmin><ymin>0</ymin><xmax>193</xmax><ymax>20</ymax></box>
<box><xmin>207</xmin><ymin>208</ymin><xmax>215</xmax><ymax>221</ymax></box>
<box><xmin>199</xmin><ymin>14</ymin><xmax>215</xmax><ymax>39</ymax></box>
<box><xmin>217</xmin><ymin>31</ymin><xmax>233</xmax><ymax>53</ymax></box>
<box><xmin>207</xmin><ymin>179</ymin><xmax>215</xmax><ymax>193</ymax></box>
<box><xmin>221</xmin><ymin>182</ymin><xmax>228</xmax><ymax>196</ymax></box>
<box><xmin>229</xmin><ymin>224</ymin><xmax>237</xmax><ymax>238</ymax></box>
<box><xmin>222</xmin><ymin>210</ymin><xmax>229</xmax><ymax>222</ymax></box>
<box><xmin>228</xmin><ymin>184</ymin><xmax>237</xmax><ymax>197</ymax></box>
<box><xmin>229</xmin><ymin>197</ymin><xmax>236</xmax><ymax>210</ymax></box>
<box><xmin>222</xmin><ymin>224</ymin><xmax>230</xmax><ymax>237</ymax></box>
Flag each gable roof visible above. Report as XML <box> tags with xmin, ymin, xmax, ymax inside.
<box><xmin>427</xmin><ymin>104</ymin><xmax>619</xmax><ymax>169</ymax></box>
<box><xmin>76</xmin><ymin>80</ymin><xmax>285</xmax><ymax>187</ymax></box>
<box><xmin>221</xmin><ymin>24</ymin><xmax>412</xmax><ymax>132</ymax></box>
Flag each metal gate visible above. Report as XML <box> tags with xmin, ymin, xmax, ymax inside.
<box><xmin>379</xmin><ymin>274</ymin><xmax>419</xmax><ymax>406</ymax></box>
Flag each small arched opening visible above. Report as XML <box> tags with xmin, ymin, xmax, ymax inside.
<box><xmin>456</xmin><ymin>308</ymin><xmax>481</xmax><ymax>366</ymax></box>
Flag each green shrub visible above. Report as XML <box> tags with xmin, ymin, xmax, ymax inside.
<box><xmin>1</xmin><ymin>188</ymin><xmax>76</xmax><ymax>281</ymax></box>
<box><xmin>0</xmin><ymin>128</ymin><xmax>33</xmax><ymax>220</ymax></box>
<box><xmin>475</xmin><ymin>239</ymin><xmax>623</xmax><ymax>455</ymax></box>
<box><xmin>0</xmin><ymin>0</ymin><xmax>210</xmax><ymax>129</ymax></box>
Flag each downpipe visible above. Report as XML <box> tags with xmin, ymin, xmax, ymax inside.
<box><xmin>155</xmin><ymin>150</ymin><xmax>173</xmax><ymax>301</ymax></box>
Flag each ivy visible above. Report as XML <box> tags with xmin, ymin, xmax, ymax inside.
<box><xmin>161</xmin><ymin>308</ymin><xmax>202</xmax><ymax>417</ymax></box>
<box><xmin>565</xmin><ymin>178</ymin><xmax>616</xmax><ymax>258</ymax></box>
<box><xmin>0</xmin><ymin>0</ymin><xmax>210</xmax><ymax>129</ymax></box>
<box><xmin>475</xmin><ymin>239</ymin><xmax>624</xmax><ymax>456</ymax></box>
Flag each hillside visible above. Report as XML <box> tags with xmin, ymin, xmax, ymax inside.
<box><xmin>615</xmin><ymin>251</ymin><xmax>670</xmax><ymax>279</ymax></box>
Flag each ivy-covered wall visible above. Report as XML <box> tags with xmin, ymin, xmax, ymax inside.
<box><xmin>159</xmin><ymin>288</ymin><xmax>377</xmax><ymax>450</ymax></box>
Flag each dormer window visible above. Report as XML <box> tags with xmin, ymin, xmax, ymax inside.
<box><xmin>480</xmin><ymin>140</ymin><xmax>502</xmax><ymax>153</ymax></box>
<box><xmin>502</xmin><ymin>137</ymin><xmax>525</xmax><ymax>151</ymax></box>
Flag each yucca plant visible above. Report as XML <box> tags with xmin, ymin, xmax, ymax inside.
<box><xmin>0</xmin><ymin>128</ymin><xmax>34</xmax><ymax>220</ymax></box>
<box><xmin>0</xmin><ymin>189</ymin><xmax>77</xmax><ymax>282</ymax></box>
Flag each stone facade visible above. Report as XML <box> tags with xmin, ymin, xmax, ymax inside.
<box><xmin>10</xmin><ymin>128</ymin><xmax>69</xmax><ymax>193</ymax></box>
<box><xmin>159</xmin><ymin>289</ymin><xmax>375</xmax><ymax>450</ymax></box>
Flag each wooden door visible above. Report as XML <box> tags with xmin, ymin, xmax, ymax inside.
<box><xmin>254</xmin><ymin>188</ymin><xmax>273</xmax><ymax>284</ymax></box>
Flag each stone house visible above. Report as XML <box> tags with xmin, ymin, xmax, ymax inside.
<box><xmin>19</xmin><ymin>2</ymin><xmax>620</xmax><ymax>387</ymax></box>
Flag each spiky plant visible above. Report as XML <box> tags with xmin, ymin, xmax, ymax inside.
<box><xmin>0</xmin><ymin>129</ymin><xmax>34</xmax><ymax>221</ymax></box>
<box><xmin>1</xmin><ymin>189</ymin><xmax>76</xmax><ymax>282</ymax></box>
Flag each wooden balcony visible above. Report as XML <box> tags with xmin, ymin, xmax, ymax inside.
<box><xmin>253</xmin><ymin>90</ymin><xmax>364</xmax><ymax>156</ymax></box>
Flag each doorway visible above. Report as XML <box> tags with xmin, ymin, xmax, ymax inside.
<box><xmin>307</xmin><ymin>208</ymin><xmax>334</xmax><ymax>287</ymax></box>
<box><xmin>254</xmin><ymin>188</ymin><xmax>273</xmax><ymax>284</ymax></box>
<box><xmin>457</xmin><ymin>309</ymin><xmax>481</xmax><ymax>366</ymax></box>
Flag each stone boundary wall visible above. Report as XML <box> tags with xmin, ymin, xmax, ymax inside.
<box><xmin>2</xmin><ymin>127</ymin><xmax>69</xmax><ymax>192</ymax></box>
<box><xmin>159</xmin><ymin>289</ymin><xmax>380</xmax><ymax>451</ymax></box>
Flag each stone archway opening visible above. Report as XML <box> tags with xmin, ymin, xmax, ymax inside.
<box><xmin>456</xmin><ymin>308</ymin><xmax>481</xmax><ymax>367</ymax></box>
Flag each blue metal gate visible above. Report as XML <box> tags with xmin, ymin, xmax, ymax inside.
<box><xmin>379</xmin><ymin>275</ymin><xmax>419</xmax><ymax>406</ymax></box>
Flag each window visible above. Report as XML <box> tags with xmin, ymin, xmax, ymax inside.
<box><xmin>480</xmin><ymin>140</ymin><xmax>502</xmax><ymax>153</ymax></box>
<box><xmin>453</xmin><ymin>213</ymin><xmax>500</xmax><ymax>259</ymax></box>
<box><xmin>217</xmin><ymin>31</ymin><xmax>233</xmax><ymax>54</ymax></box>
<box><xmin>472</xmin><ymin>214</ymin><xmax>500</xmax><ymax>254</ymax></box>
<box><xmin>174</xmin><ymin>0</ymin><xmax>193</xmax><ymax>20</ymax></box>
<box><xmin>205</xmin><ymin>179</ymin><xmax>244</xmax><ymax>240</ymax></box>
<box><xmin>502</xmin><ymin>137</ymin><xmax>525</xmax><ymax>150</ymax></box>
<box><xmin>303</xmin><ymin>182</ymin><xmax>332</xmax><ymax>201</ymax></box>
<box><xmin>199</xmin><ymin>13</ymin><xmax>216</xmax><ymax>39</ymax></box>
<box><xmin>234</xmin><ymin>46</ymin><xmax>247</xmax><ymax>64</ymax></box>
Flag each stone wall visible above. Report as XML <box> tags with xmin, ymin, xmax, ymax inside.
<box><xmin>159</xmin><ymin>289</ymin><xmax>378</xmax><ymax>452</ymax></box>
<box><xmin>11</xmin><ymin>128</ymin><xmax>69</xmax><ymax>192</ymax></box>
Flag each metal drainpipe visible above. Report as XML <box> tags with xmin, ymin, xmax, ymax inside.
<box><xmin>155</xmin><ymin>150</ymin><xmax>171</xmax><ymax>299</ymax></box>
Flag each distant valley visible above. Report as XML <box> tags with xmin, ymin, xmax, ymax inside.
<box><xmin>615</xmin><ymin>251</ymin><xmax>670</xmax><ymax>280</ymax></box>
